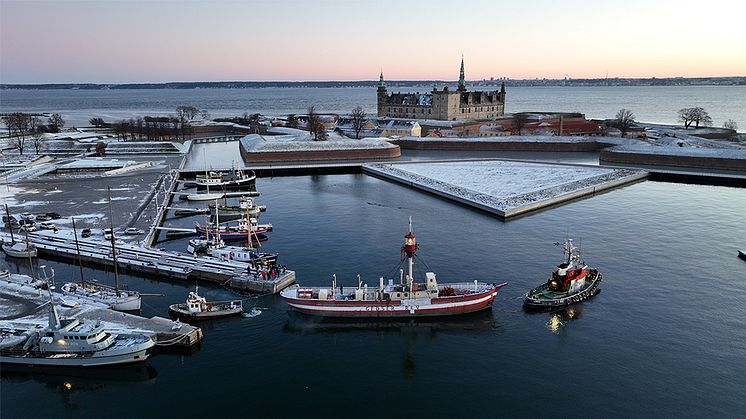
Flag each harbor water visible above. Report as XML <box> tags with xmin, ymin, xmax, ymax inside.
<box><xmin>2</xmin><ymin>173</ymin><xmax>745</xmax><ymax>418</ymax></box>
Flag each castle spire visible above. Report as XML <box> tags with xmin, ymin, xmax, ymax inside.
<box><xmin>458</xmin><ymin>55</ymin><xmax>466</xmax><ymax>91</ymax></box>
<box><xmin>378</xmin><ymin>71</ymin><xmax>386</xmax><ymax>88</ymax></box>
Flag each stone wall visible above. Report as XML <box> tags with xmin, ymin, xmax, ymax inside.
<box><xmin>240</xmin><ymin>146</ymin><xmax>401</xmax><ymax>163</ymax></box>
<box><xmin>600</xmin><ymin>149</ymin><xmax>746</xmax><ymax>171</ymax></box>
<box><xmin>395</xmin><ymin>139</ymin><xmax>600</xmax><ymax>152</ymax></box>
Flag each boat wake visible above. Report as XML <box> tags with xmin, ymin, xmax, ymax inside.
<box><xmin>242</xmin><ymin>308</ymin><xmax>263</xmax><ymax>318</ymax></box>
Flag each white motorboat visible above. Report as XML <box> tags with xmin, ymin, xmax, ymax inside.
<box><xmin>169</xmin><ymin>285</ymin><xmax>243</xmax><ymax>320</ymax></box>
<box><xmin>0</xmin><ymin>285</ymin><xmax>155</xmax><ymax>367</ymax></box>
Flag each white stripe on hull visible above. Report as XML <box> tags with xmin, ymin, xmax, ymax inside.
<box><xmin>1</xmin><ymin>348</ymin><xmax>151</xmax><ymax>367</ymax></box>
<box><xmin>285</xmin><ymin>291</ymin><xmax>498</xmax><ymax>317</ymax></box>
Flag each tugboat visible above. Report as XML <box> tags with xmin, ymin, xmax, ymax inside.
<box><xmin>0</xmin><ymin>283</ymin><xmax>155</xmax><ymax>367</ymax></box>
<box><xmin>280</xmin><ymin>219</ymin><xmax>507</xmax><ymax>317</ymax></box>
<box><xmin>523</xmin><ymin>238</ymin><xmax>602</xmax><ymax>308</ymax></box>
<box><xmin>169</xmin><ymin>285</ymin><xmax>243</xmax><ymax>320</ymax></box>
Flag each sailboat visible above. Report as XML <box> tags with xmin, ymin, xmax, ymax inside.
<box><xmin>60</xmin><ymin>190</ymin><xmax>142</xmax><ymax>311</ymax></box>
<box><xmin>187</xmin><ymin>149</ymin><xmax>225</xmax><ymax>201</ymax></box>
<box><xmin>2</xmin><ymin>205</ymin><xmax>37</xmax><ymax>258</ymax></box>
<box><xmin>188</xmin><ymin>200</ymin><xmax>277</xmax><ymax>263</ymax></box>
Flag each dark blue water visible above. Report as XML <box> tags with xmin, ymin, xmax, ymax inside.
<box><xmin>2</xmin><ymin>174</ymin><xmax>746</xmax><ymax>418</ymax></box>
<box><xmin>2</xmin><ymin>86</ymin><xmax>744</xmax><ymax>129</ymax></box>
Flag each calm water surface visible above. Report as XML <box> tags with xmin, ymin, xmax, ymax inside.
<box><xmin>2</xmin><ymin>174</ymin><xmax>745</xmax><ymax>418</ymax></box>
<box><xmin>1</xmin><ymin>86</ymin><xmax>744</xmax><ymax>128</ymax></box>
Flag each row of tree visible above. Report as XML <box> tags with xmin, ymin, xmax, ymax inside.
<box><xmin>2</xmin><ymin>112</ymin><xmax>65</xmax><ymax>155</ymax></box>
<box><xmin>90</xmin><ymin>106</ymin><xmax>208</xmax><ymax>141</ymax></box>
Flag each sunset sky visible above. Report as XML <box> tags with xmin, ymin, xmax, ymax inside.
<box><xmin>1</xmin><ymin>0</ymin><xmax>744</xmax><ymax>83</ymax></box>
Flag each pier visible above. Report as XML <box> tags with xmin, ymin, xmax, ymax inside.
<box><xmin>1</xmin><ymin>231</ymin><xmax>296</xmax><ymax>294</ymax></box>
<box><xmin>0</xmin><ymin>279</ymin><xmax>202</xmax><ymax>348</ymax></box>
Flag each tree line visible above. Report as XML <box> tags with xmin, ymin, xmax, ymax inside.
<box><xmin>91</xmin><ymin>106</ymin><xmax>208</xmax><ymax>141</ymax></box>
<box><xmin>2</xmin><ymin>112</ymin><xmax>65</xmax><ymax>155</ymax></box>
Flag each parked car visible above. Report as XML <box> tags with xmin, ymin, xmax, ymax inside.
<box><xmin>35</xmin><ymin>214</ymin><xmax>52</xmax><ymax>222</ymax></box>
<box><xmin>81</xmin><ymin>228</ymin><xmax>92</xmax><ymax>238</ymax></box>
<box><xmin>39</xmin><ymin>222</ymin><xmax>55</xmax><ymax>230</ymax></box>
<box><xmin>124</xmin><ymin>228</ymin><xmax>144</xmax><ymax>235</ymax></box>
<box><xmin>46</xmin><ymin>212</ymin><xmax>62</xmax><ymax>220</ymax></box>
<box><xmin>104</xmin><ymin>228</ymin><xmax>113</xmax><ymax>241</ymax></box>
<box><xmin>19</xmin><ymin>212</ymin><xmax>36</xmax><ymax>221</ymax></box>
<box><xmin>20</xmin><ymin>224</ymin><xmax>37</xmax><ymax>232</ymax></box>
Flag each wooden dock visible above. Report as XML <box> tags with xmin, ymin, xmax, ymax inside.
<box><xmin>1</xmin><ymin>231</ymin><xmax>296</xmax><ymax>294</ymax></box>
<box><xmin>0</xmin><ymin>280</ymin><xmax>203</xmax><ymax>348</ymax></box>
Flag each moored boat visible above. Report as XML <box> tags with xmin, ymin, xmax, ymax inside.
<box><xmin>281</xmin><ymin>219</ymin><xmax>507</xmax><ymax>318</ymax></box>
<box><xmin>523</xmin><ymin>238</ymin><xmax>603</xmax><ymax>309</ymax></box>
<box><xmin>195</xmin><ymin>217</ymin><xmax>272</xmax><ymax>240</ymax></box>
<box><xmin>2</xmin><ymin>241</ymin><xmax>37</xmax><ymax>258</ymax></box>
<box><xmin>169</xmin><ymin>285</ymin><xmax>243</xmax><ymax>320</ymax></box>
<box><xmin>195</xmin><ymin>168</ymin><xmax>256</xmax><ymax>190</ymax></box>
<box><xmin>0</xmin><ymin>284</ymin><xmax>154</xmax><ymax>367</ymax></box>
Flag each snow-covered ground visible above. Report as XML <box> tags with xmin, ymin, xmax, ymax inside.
<box><xmin>366</xmin><ymin>160</ymin><xmax>645</xmax><ymax>217</ymax></box>
<box><xmin>608</xmin><ymin>145</ymin><xmax>746</xmax><ymax>159</ymax></box>
<box><xmin>240</xmin><ymin>133</ymin><xmax>397</xmax><ymax>152</ymax></box>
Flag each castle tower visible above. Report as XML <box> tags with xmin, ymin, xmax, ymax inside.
<box><xmin>457</xmin><ymin>56</ymin><xmax>466</xmax><ymax>92</ymax></box>
<box><xmin>377</xmin><ymin>71</ymin><xmax>388</xmax><ymax>117</ymax></box>
<box><xmin>498</xmin><ymin>81</ymin><xmax>506</xmax><ymax>104</ymax></box>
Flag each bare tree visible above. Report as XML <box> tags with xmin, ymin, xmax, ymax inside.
<box><xmin>6</xmin><ymin>112</ymin><xmax>31</xmax><ymax>155</ymax></box>
<box><xmin>723</xmin><ymin>119</ymin><xmax>738</xmax><ymax>131</ymax></box>
<box><xmin>350</xmin><ymin>106</ymin><xmax>367</xmax><ymax>139</ymax></box>
<box><xmin>89</xmin><ymin>117</ymin><xmax>106</xmax><ymax>127</ymax></box>
<box><xmin>678</xmin><ymin>107</ymin><xmax>712</xmax><ymax>129</ymax></box>
<box><xmin>614</xmin><ymin>108</ymin><xmax>635</xmax><ymax>137</ymax></box>
<box><xmin>287</xmin><ymin>114</ymin><xmax>298</xmax><ymax>129</ymax></box>
<box><xmin>175</xmin><ymin>106</ymin><xmax>200</xmax><ymax>140</ymax></box>
<box><xmin>307</xmin><ymin>106</ymin><xmax>326</xmax><ymax>140</ymax></box>
<box><xmin>512</xmin><ymin>113</ymin><xmax>529</xmax><ymax>135</ymax></box>
<box><xmin>31</xmin><ymin>131</ymin><xmax>45</xmax><ymax>154</ymax></box>
<box><xmin>48</xmin><ymin>113</ymin><xmax>65</xmax><ymax>132</ymax></box>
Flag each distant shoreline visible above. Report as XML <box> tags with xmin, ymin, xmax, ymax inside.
<box><xmin>2</xmin><ymin>76</ymin><xmax>745</xmax><ymax>90</ymax></box>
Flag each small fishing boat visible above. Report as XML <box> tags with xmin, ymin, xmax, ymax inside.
<box><xmin>209</xmin><ymin>196</ymin><xmax>266</xmax><ymax>218</ymax></box>
<box><xmin>187</xmin><ymin>191</ymin><xmax>225</xmax><ymax>201</ymax></box>
<box><xmin>523</xmin><ymin>238</ymin><xmax>603</xmax><ymax>309</ymax></box>
<box><xmin>195</xmin><ymin>217</ymin><xmax>272</xmax><ymax>240</ymax></box>
<box><xmin>169</xmin><ymin>285</ymin><xmax>243</xmax><ymax>320</ymax></box>
<box><xmin>195</xmin><ymin>168</ymin><xmax>256</xmax><ymax>190</ymax></box>
<box><xmin>281</xmin><ymin>219</ymin><xmax>507</xmax><ymax>318</ymax></box>
<box><xmin>0</xmin><ymin>284</ymin><xmax>154</xmax><ymax>367</ymax></box>
<box><xmin>2</xmin><ymin>241</ymin><xmax>37</xmax><ymax>258</ymax></box>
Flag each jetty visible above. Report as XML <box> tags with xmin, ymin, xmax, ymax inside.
<box><xmin>0</xmin><ymin>231</ymin><xmax>296</xmax><ymax>294</ymax></box>
<box><xmin>0</xmin><ymin>279</ymin><xmax>202</xmax><ymax>348</ymax></box>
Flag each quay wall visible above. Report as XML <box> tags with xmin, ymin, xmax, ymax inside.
<box><xmin>240</xmin><ymin>147</ymin><xmax>401</xmax><ymax>163</ymax></box>
<box><xmin>600</xmin><ymin>149</ymin><xmax>746</xmax><ymax>171</ymax></box>
<box><xmin>394</xmin><ymin>139</ymin><xmax>600</xmax><ymax>152</ymax></box>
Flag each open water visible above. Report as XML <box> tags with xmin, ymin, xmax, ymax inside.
<box><xmin>1</xmin><ymin>86</ymin><xmax>744</xmax><ymax>129</ymax></box>
<box><xmin>1</xmin><ymin>173</ymin><xmax>745</xmax><ymax>418</ymax></box>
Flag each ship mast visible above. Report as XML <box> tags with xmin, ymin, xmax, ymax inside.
<box><xmin>402</xmin><ymin>217</ymin><xmax>418</xmax><ymax>290</ymax></box>
<box><xmin>72</xmin><ymin>217</ymin><xmax>85</xmax><ymax>287</ymax></box>
<box><xmin>5</xmin><ymin>204</ymin><xmax>15</xmax><ymax>244</ymax></box>
<box><xmin>107</xmin><ymin>186</ymin><xmax>121</xmax><ymax>295</ymax></box>
<box><xmin>214</xmin><ymin>199</ymin><xmax>221</xmax><ymax>245</ymax></box>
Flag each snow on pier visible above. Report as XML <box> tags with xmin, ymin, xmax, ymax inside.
<box><xmin>0</xmin><ymin>280</ymin><xmax>202</xmax><ymax>348</ymax></box>
<box><xmin>0</xmin><ymin>231</ymin><xmax>296</xmax><ymax>294</ymax></box>
<box><xmin>364</xmin><ymin>159</ymin><xmax>648</xmax><ymax>218</ymax></box>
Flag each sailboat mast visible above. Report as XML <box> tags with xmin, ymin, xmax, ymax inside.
<box><xmin>23</xmin><ymin>226</ymin><xmax>36</xmax><ymax>281</ymax></box>
<box><xmin>214</xmin><ymin>199</ymin><xmax>221</xmax><ymax>243</ymax></box>
<box><xmin>246</xmin><ymin>204</ymin><xmax>252</xmax><ymax>250</ymax></box>
<box><xmin>107</xmin><ymin>186</ymin><xmax>121</xmax><ymax>294</ymax></box>
<box><xmin>72</xmin><ymin>217</ymin><xmax>85</xmax><ymax>287</ymax></box>
<box><xmin>5</xmin><ymin>204</ymin><xmax>15</xmax><ymax>244</ymax></box>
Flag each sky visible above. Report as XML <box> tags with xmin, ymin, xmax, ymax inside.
<box><xmin>1</xmin><ymin>0</ymin><xmax>745</xmax><ymax>83</ymax></box>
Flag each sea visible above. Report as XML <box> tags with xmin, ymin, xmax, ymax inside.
<box><xmin>1</xmin><ymin>86</ymin><xmax>745</xmax><ymax>418</ymax></box>
<box><xmin>2</xmin><ymin>174</ymin><xmax>746</xmax><ymax>418</ymax></box>
<box><xmin>0</xmin><ymin>85</ymin><xmax>745</xmax><ymax>129</ymax></box>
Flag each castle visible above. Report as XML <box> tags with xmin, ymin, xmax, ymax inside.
<box><xmin>377</xmin><ymin>58</ymin><xmax>506</xmax><ymax>121</ymax></box>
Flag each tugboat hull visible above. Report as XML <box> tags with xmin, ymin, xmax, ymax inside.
<box><xmin>281</xmin><ymin>284</ymin><xmax>506</xmax><ymax>318</ymax></box>
<box><xmin>523</xmin><ymin>270</ymin><xmax>602</xmax><ymax>309</ymax></box>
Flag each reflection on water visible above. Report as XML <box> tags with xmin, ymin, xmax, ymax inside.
<box><xmin>283</xmin><ymin>309</ymin><xmax>496</xmax><ymax>335</ymax></box>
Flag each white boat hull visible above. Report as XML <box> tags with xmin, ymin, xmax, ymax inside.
<box><xmin>187</xmin><ymin>192</ymin><xmax>225</xmax><ymax>201</ymax></box>
<box><xmin>2</xmin><ymin>243</ymin><xmax>37</xmax><ymax>258</ymax></box>
<box><xmin>1</xmin><ymin>335</ymin><xmax>153</xmax><ymax>367</ymax></box>
<box><xmin>61</xmin><ymin>283</ymin><xmax>142</xmax><ymax>311</ymax></box>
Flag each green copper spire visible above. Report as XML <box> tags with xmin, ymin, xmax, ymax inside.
<box><xmin>458</xmin><ymin>56</ymin><xmax>466</xmax><ymax>91</ymax></box>
<box><xmin>378</xmin><ymin>71</ymin><xmax>386</xmax><ymax>88</ymax></box>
